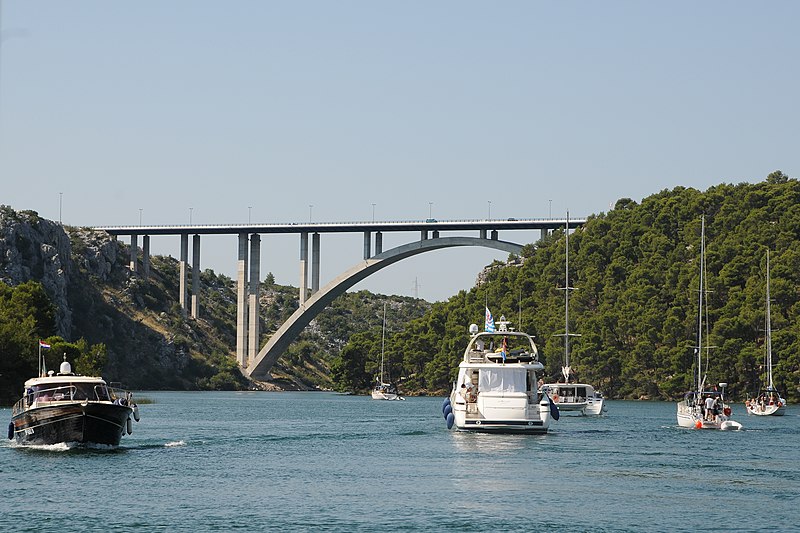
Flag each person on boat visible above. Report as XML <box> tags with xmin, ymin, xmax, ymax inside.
<box><xmin>704</xmin><ymin>395</ymin><xmax>716</xmax><ymax>422</ymax></box>
<box><xmin>464</xmin><ymin>377</ymin><xmax>477</xmax><ymax>403</ymax></box>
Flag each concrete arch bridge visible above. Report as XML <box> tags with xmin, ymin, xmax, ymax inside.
<box><xmin>95</xmin><ymin>218</ymin><xmax>585</xmax><ymax>379</ymax></box>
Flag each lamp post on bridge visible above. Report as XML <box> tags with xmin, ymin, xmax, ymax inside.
<box><xmin>248</xmin><ymin>206</ymin><xmax>252</xmax><ymax>224</ymax></box>
<box><xmin>372</xmin><ymin>203</ymin><xmax>376</xmax><ymax>223</ymax></box>
<box><xmin>428</xmin><ymin>202</ymin><xmax>433</xmax><ymax>219</ymax></box>
<box><xmin>488</xmin><ymin>200</ymin><xmax>492</xmax><ymax>220</ymax></box>
<box><xmin>309</xmin><ymin>204</ymin><xmax>313</xmax><ymax>223</ymax></box>
<box><xmin>139</xmin><ymin>208</ymin><xmax>142</xmax><ymax>225</ymax></box>
<box><xmin>189</xmin><ymin>207</ymin><xmax>193</xmax><ymax>224</ymax></box>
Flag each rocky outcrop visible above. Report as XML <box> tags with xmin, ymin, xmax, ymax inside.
<box><xmin>0</xmin><ymin>207</ymin><xmax>74</xmax><ymax>336</ymax></box>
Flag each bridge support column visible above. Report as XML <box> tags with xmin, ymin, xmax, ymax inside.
<box><xmin>491</xmin><ymin>230</ymin><xmax>498</xmax><ymax>240</ymax></box>
<box><xmin>299</xmin><ymin>233</ymin><xmax>309</xmax><ymax>305</ymax></box>
<box><xmin>311</xmin><ymin>232</ymin><xmax>320</xmax><ymax>295</ymax></box>
<box><xmin>300</xmin><ymin>233</ymin><xmax>308</xmax><ymax>305</ymax></box>
<box><xmin>432</xmin><ymin>230</ymin><xmax>439</xmax><ymax>238</ymax></box>
<box><xmin>129</xmin><ymin>234</ymin><xmax>138</xmax><ymax>272</ymax></box>
<box><xmin>363</xmin><ymin>231</ymin><xmax>371</xmax><ymax>259</ymax></box>
<box><xmin>142</xmin><ymin>235</ymin><xmax>150</xmax><ymax>279</ymax></box>
<box><xmin>480</xmin><ymin>229</ymin><xmax>487</xmax><ymax>239</ymax></box>
<box><xmin>236</xmin><ymin>232</ymin><xmax>249</xmax><ymax>366</ymax></box>
<box><xmin>191</xmin><ymin>235</ymin><xmax>200</xmax><ymax>319</ymax></box>
<box><xmin>248</xmin><ymin>234</ymin><xmax>261</xmax><ymax>363</ymax></box>
<box><xmin>541</xmin><ymin>229</ymin><xmax>549</xmax><ymax>239</ymax></box>
<box><xmin>375</xmin><ymin>232</ymin><xmax>382</xmax><ymax>255</ymax></box>
<box><xmin>180</xmin><ymin>234</ymin><xmax>189</xmax><ymax>317</ymax></box>
<box><xmin>420</xmin><ymin>230</ymin><xmax>428</xmax><ymax>240</ymax></box>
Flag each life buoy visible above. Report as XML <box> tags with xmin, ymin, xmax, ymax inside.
<box><xmin>723</xmin><ymin>407</ymin><xmax>731</xmax><ymax>416</ymax></box>
<box><xmin>553</xmin><ymin>394</ymin><xmax>559</xmax><ymax>403</ymax></box>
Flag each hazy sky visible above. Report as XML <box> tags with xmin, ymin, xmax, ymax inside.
<box><xmin>2</xmin><ymin>2</ymin><xmax>797</xmax><ymax>302</ymax></box>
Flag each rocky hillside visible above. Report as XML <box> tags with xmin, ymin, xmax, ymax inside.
<box><xmin>0</xmin><ymin>206</ymin><xmax>430</xmax><ymax>394</ymax></box>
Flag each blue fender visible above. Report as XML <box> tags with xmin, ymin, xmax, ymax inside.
<box><xmin>7</xmin><ymin>422</ymin><xmax>14</xmax><ymax>440</ymax></box>
<box><xmin>442</xmin><ymin>397</ymin><xmax>451</xmax><ymax>415</ymax></box>
<box><xmin>446</xmin><ymin>412</ymin><xmax>455</xmax><ymax>429</ymax></box>
<box><xmin>443</xmin><ymin>404</ymin><xmax>452</xmax><ymax>419</ymax></box>
<box><xmin>548</xmin><ymin>396</ymin><xmax>560</xmax><ymax>421</ymax></box>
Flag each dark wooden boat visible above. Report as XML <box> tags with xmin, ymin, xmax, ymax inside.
<box><xmin>8</xmin><ymin>358</ymin><xmax>139</xmax><ymax>447</ymax></box>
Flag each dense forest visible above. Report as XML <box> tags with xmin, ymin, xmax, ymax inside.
<box><xmin>334</xmin><ymin>172</ymin><xmax>800</xmax><ymax>402</ymax></box>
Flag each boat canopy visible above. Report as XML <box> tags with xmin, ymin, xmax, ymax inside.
<box><xmin>478</xmin><ymin>367</ymin><xmax>527</xmax><ymax>393</ymax></box>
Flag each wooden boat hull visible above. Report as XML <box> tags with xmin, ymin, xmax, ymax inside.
<box><xmin>11</xmin><ymin>402</ymin><xmax>132</xmax><ymax>446</ymax></box>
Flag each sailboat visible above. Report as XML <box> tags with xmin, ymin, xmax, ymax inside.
<box><xmin>676</xmin><ymin>216</ymin><xmax>742</xmax><ymax>430</ymax></box>
<box><xmin>371</xmin><ymin>302</ymin><xmax>403</xmax><ymax>400</ymax></box>
<box><xmin>539</xmin><ymin>212</ymin><xmax>606</xmax><ymax>416</ymax></box>
<box><xmin>746</xmin><ymin>250</ymin><xmax>787</xmax><ymax>416</ymax></box>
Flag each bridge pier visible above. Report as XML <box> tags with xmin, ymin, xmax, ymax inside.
<box><xmin>311</xmin><ymin>232</ymin><xmax>320</xmax><ymax>295</ymax></box>
<box><xmin>363</xmin><ymin>231</ymin><xmax>371</xmax><ymax>259</ymax></box>
<box><xmin>180</xmin><ymin>234</ymin><xmax>189</xmax><ymax>317</ymax></box>
<box><xmin>248</xmin><ymin>234</ymin><xmax>261</xmax><ymax>363</ymax></box>
<box><xmin>236</xmin><ymin>232</ymin><xmax>249</xmax><ymax>366</ymax></box>
<box><xmin>129</xmin><ymin>234</ymin><xmax>138</xmax><ymax>272</ymax></box>
<box><xmin>299</xmin><ymin>233</ymin><xmax>309</xmax><ymax>305</ymax></box>
<box><xmin>191</xmin><ymin>235</ymin><xmax>201</xmax><ymax>318</ymax></box>
<box><xmin>375</xmin><ymin>232</ymin><xmax>382</xmax><ymax>255</ymax></box>
<box><xmin>142</xmin><ymin>235</ymin><xmax>150</xmax><ymax>279</ymax></box>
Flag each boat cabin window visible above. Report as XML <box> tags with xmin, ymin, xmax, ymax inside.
<box><xmin>33</xmin><ymin>382</ymin><xmax>106</xmax><ymax>401</ymax></box>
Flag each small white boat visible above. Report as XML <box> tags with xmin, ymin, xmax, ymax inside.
<box><xmin>676</xmin><ymin>217</ymin><xmax>741</xmax><ymax>430</ymax></box>
<box><xmin>371</xmin><ymin>383</ymin><xmax>401</xmax><ymax>401</ymax></box>
<box><xmin>8</xmin><ymin>350</ymin><xmax>140</xmax><ymax>446</ymax></box>
<box><xmin>539</xmin><ymin>383</ymin><xmax>605</xmax><ymax>416</ymax></box>
<box><xmin>540</xmin><ymin>212</ymin><xmax>606</xmax><ymax>416</ymax></box>
<box><xmin>746</xmin><ymin>250</ymin><xmax>787</xmax><ymax>416</ymax></box>
<box><xmin>444</xmin><ymin>317</ymin><xmax>557</xmax><ymax>433</ymax></box>
<box><xmin>371</xmin><ymin>302</ymin><xmax>403</xmax><ymax>401</ymax></box>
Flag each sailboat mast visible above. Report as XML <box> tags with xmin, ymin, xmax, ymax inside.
<box><xmin>380</xmin><ymin>301</ymin><xmax>387</xmax><ymax>383</ymax></box>
<box><xmin>696</xmin><ymin>216</ymin><xmax>705</xmax><ymax>391</ymax></box>
<box><xmin>766</xmin><ymin>250</ymin><xmax>774</xmax><ymax>390</ymax></box>
<box><xmin>565</xmin><ymin>211</ymin><xmax>571</xmax><ymax>370</ymax></box>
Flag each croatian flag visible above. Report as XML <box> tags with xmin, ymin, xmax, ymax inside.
<box><xmin>485</xmin><ymin>307</ymin><xmax>495</xmax><ymax>332</ymax></box>
<box><xmin>39</xmin><ymin>340</ymin><xmax>51</xmax><ymax>349</ymax></box>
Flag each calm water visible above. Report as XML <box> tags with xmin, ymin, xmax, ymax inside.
<box><xmin>1</xmin><ymin>393</ymin><xmax>797</xmax><ymax>532</ymax></box>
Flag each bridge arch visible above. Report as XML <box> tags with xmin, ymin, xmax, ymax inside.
<box><xmin>246</xmin><ymin>236</ymin><xmax>523</xmax><ymax>378</ymax></box>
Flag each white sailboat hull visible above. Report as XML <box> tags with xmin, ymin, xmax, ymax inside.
<box><xmin>676</xmin><ymin>400</ymin><xmax>740</xmax><ymax>430</ymax></box>
<box><xmin>371</xmin><ymin>389</ymin><xmax>401</xmax><ymax>401</ymax></box>
<box><xmin>747</xmin><ymin>401</ymin><xmax>786</xmax><ymax>416</ymax></box>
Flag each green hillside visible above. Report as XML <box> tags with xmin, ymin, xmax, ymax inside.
<box><xmin>337</xmin><ymin>171</ymin><xmax>800</xmax><ymax>401</ymax></box>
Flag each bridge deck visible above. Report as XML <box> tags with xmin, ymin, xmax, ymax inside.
<box><xmin>95</xmin><ymin>217</ymin><xmax>586</xmax><ymax>236</ymax></box>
